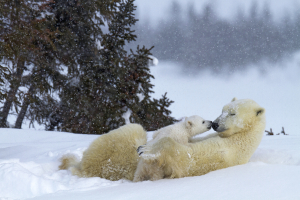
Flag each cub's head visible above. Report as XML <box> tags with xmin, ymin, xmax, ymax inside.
<box><xmin>185</xmin><ymin>115</ymin><xmax>212</xmax><ymax>137</ymax></box>
<box><xmin>212</xmin><ymin>98</ymin><xmax>265</xmax><ymax>137</ymax></box>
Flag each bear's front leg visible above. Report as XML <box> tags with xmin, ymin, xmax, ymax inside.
<box><xmin>133</xmin><ymin>158</ymin><xmax>148</xmax><ymax>182</ymax></box>
<box><xmin>144</xmin><ymin>137</ymin><xmax>192</xmax><ymax>179</ymax></box>
<box><xmin>148</xmin><ymin>162</ymin><xmax>164</xmax><ymax>181</ymax></box>
<box><xmin>133</xmin><ymin>158</ymin><xmax>164</xmax><ymax>182</ymax></box>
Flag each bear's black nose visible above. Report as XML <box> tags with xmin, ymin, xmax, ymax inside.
<box><xmin>212</xmin><ymin>122</ymin><xmax>219</xmax><ymax>131</ymax></box>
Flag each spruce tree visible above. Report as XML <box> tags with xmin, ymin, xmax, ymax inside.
<box><xmin>0</xmin><ymin>65</ymin><xmax>9</xmax><ymax>102</ymax></box>
<box><xmin>0</xmin><ymin>0</ymin><xmax>61</xmax><ymax>128</ymax></box>
<box><xmin>3</xmin><ymin>0</ymin><xmax>113</xmax><ymax>128</ymax></box>
<box><xmin>52</xmin><ymin>0</ymin><xmax>176</xmax><ymax>134</ymax></box>
<box><xmin>0</xmin><ymin>0</ymin><xmax>176</xmax><ymax>131</ymax></box>
<box><xmin>0</xmin><ymin>0</ymin><xmax>36</xmax><ymax>127</ymax></box>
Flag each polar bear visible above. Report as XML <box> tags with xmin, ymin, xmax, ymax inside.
<box><xmin>59</xmin><ymin>98</ymin><xmax>265</xmax><ymax>182</ymax></box>
<box><xmin>138</xmin><ymin>115</ymin><xmax>212</xmax><ymax>154</ymax></box>
<box><xmin>135</xmin><ymin>98</ymin><xmax>266</xmax><ymax>181</ymax></box>
<box><xmin>59</xmin><ymin>123</ymin><xmax>147</xmax><ymax>181</ymax></box>
<box><xmin>133</xmin><ymin>115</ymin><xmax>212</xmax><ymax>181</ymax></box>
<box><xmin>152</xmin><ymin>115</ymin><xmax>212</xmax><ymax>145</ymax></box>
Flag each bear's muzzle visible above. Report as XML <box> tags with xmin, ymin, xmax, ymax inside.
<box><xmin>212</xmin><ymin>122</ymin><xmax>219</xmax><ymax>131</ymax></box>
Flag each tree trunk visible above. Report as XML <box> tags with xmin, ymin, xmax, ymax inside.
<box><xmin>0</xmin><ymin>60</ymin><xmax>25</xmax><ymax>127</ymax></box>
<box><xmin>15</xmin><ymin>85</ymin><xmax>35</xmax><ymax>129</ymax></box>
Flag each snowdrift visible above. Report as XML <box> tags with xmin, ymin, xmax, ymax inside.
<box><xmin>0</xmin><ymin>128</ymin><xmax>300</xmax><ymax>200</ymax></box>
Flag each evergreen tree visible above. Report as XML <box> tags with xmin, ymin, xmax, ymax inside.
<box><xmin>0</xmin><ymin>0</ymin><xmax>64</xmax><ymax>128</ymax></box>
<box><xmin>128</xmin><ymin>1</ymin><xmax>300</xmax><ymax>72</ymax></box>
<box><xmin>136</xmin><ymin>92</ymin><xmax>175</xmax><ymax>131</ymax></box>
<box><xmin>1</xmin><ymin>0</ymin><xmax>176</xmax><ymax>130</ymax></box>
<box><xmin>14</xmin><ymin>60</ymin><xmax>63</xmax><ymax>128</ymax></box>
<box><xmin>0</xmin><ymin>0</ymin><xmax>39</xmax><ymax>127</ymax></box>
<box><xmin>0</xmin><ymin>34</ymin><xmax>9</xmax><ymax>102</ymax></box>
<box><xmin>2</xmin><ymin>0</ymin><xmax>116</xmax><ymax>128</ymax></box>
<box><xmin>49</xmin><ymin>0</ymin><xmax>176</xmax><ymax>134</ymax></box>
<box><xmin>25</xmin><ymin>93</ymin><xmax>59</xmax><ymax>129</ymax></box>
<box><xmin>0</xmin><ymin>64</ymin><xmax>9</xmax><ymax>102</ymax></box>
<box><xmin>294</xmin><ymin>11</ymin><xmax>300</xmax><ymax>50</ymax></box>
<box><xmin>184</xmin><ymin>4</ymin><xmax>201</xmax><ymax>68</ymax></box>
<box><xmin>154</xmin><ymin>1</ymin><xmax>184</xmax><ymax>63</ymax></box>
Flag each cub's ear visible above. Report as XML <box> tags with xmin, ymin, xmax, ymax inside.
<box><xmin>231</xmin><ymin>97</ymin><xmax>237</xmax><ymax>102</ymax></box>
<box><xmin>185</xmin><ymin>120</ymin><xmax>193</xmax><ymax>127</ymax></box>
<box><xmin>256</xmin><ymin>108</ymin><xmax>265</xmax><ymax>116</ymax></box>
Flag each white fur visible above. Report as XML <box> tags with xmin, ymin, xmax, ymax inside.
<box><xmin>133</xmin><ymin>98</ymin><xmax>266</xmax><ymax>181</ymax></box>
<box><xmin>133</xmin><ymin>115</ymin><xmax>211</xmax><ymax>182</ymax></box>
<box><xmin>151</xmin><ymin>115</ymin><xmax>211</xmax><ymax>145</ymax></box>
<box><xmin>59</xmin><ymin>124</ymin><xmax>147</xmax><ymax>181</ymax></box>
<box><xmin>59</xmin><ymin>99</ymin><xmax>265</xmax><ymax>182</ymax></box>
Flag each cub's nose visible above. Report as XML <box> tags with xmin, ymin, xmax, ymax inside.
<box><xmin>207</xmin><ymin>121</ymin><xmax>212</xmax><ymax>129</ymax></box>
<box><xmin>212</xmin><ymin>122</ymin><xmax>219</xmax><ymax>131</ymax></box>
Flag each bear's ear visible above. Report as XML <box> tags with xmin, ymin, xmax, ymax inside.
<box><xmin>185</xmin><ymin>120</ymin><xmax>193</xmax><ymax>127</ymax></box>
<box><xmin>231</xmin><ymin>97</ymin><xmax>237</xmax><ymax>102</ymax></box>
<box><xmin>256</xmin><ymin>108</ymin><xmax>265</xmax><ymax>116</ymax></box>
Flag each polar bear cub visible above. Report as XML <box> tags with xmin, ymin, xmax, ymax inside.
<box><xmin>138</xmin><ymin>115</ymin><xmax>212</xmax><ymax>156</ymax></box>
<box><xmin>155</xmin><ymin>115</ymin><xmax>211</xmax><ymax>143</ymax></box>
<box><xmin>134</xmin><ymin>115</ymin><xmax>212</xmax><ymax>181</ymax></box>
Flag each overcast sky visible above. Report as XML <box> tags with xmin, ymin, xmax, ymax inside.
<box><xmin>135</xmin><ymin>0</ymin><xmax>299</xmax><ymax>25</ymax></box>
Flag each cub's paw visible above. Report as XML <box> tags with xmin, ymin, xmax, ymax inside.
<box><xmin>137</xmin><ymin>145</ymin><xmax>144</xmax><ymax>156</ymax></box>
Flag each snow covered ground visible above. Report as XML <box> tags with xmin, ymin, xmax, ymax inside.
<box><xmin>1</xmin><ymin>52</ymin><xmax>300</xmax><ymax>199</ymax></box>
<box><xmin>0</xmin><ymin>129</ymin><xmax>300</xmax><ymax>200</ymax></box>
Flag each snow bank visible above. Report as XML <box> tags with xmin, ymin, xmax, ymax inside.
<box><xmin>0</xmin><ymin>128</ymin><xmax>300</xmax><ymax>200</ymax></box>
<box><xmin>0</xmin><ymin>158</ymin><xmax>124</xmax><ymax>199</ymax></box>
<box><xmin>0</xmin><ymin>129</ymin><xmax>124</xmax><ymax>199</ymax></box>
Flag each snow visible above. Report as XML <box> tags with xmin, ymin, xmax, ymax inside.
<box><xmin>95</xmin><ymin>39</ymin><xmax>103</xmax><ymax>50</ymax></box>
<box><xmin>0</xmin><ymin>129</ymin><xmax>299</xmax><ymax>200</ymax></box>
<box><xmin>122</xmin><ymin>108</ymin><xmax>132</xmax><ymax>124</ymax></box>
<box><xmin>68</xmin><ymin>77</ymin><xmax>80</xmax><ymax>86</ymax></box>
<box><xmin>148</xmin><ymin>55</ymin><xmax>159</xmax><ymax>66</ymax></box>
<box><xmin>1</xmin><ymin>52</ymin><xmax>300</xmax><ymax>200</ymax></box>
<box><xmin>137</xmin><ymin>83</ymin><xmax>145</xmax><ymax>102</ymax></box>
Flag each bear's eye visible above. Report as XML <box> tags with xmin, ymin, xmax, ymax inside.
<box><xmin>230</xmin><ymin>113</ymin><xmax>235</xmax><ymax>116</ymax></box>
<box><xmin>202</xmin><ymin>121</ymin><xmax>205</xmax><ymax>124</ymax></box>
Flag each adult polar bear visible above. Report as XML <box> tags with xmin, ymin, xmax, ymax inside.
<box><xmin>133</xmin><ymin>98</ymin><xmax>266</xmax><ymax>181</ymax></box>
<box><xmin>60</xmin><ymin>98</ymin><xmax>265</xmax><ymax>181</ymax></box>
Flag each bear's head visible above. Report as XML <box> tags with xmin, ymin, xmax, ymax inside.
<box><xmin>185</xmin><ymin>115</ymin><xmax>212</xmax><ymax>137</ymax></box>
<box><xmin>212</xmin><ymin>98</ymin><xmax>265</xmax><ymax>137</ymax></box>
